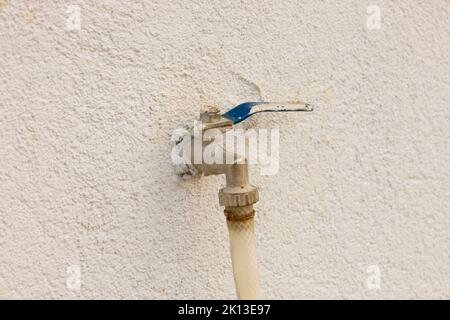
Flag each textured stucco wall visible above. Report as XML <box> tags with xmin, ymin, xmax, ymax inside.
<box><xmin>1</xmin><ymin>0</ymin><xmax>449</xmax><ymax>299</ymax></box>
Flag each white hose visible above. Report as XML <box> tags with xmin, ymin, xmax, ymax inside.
<box><xmin>227</xmin><ymin>218</ymin><xmax>261</xmax><ymax>299</ymax></box>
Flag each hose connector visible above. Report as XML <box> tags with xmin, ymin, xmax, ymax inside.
<box><xmin>219</xmin><ymin>163</ymin><xmax>259</xmax><ymax>220</ymax></box>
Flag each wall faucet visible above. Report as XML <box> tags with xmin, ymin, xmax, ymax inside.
<box><xmin>173</xmin><ymin>101</ymin><xmax>313</xmax><ymax>299</ymax></box>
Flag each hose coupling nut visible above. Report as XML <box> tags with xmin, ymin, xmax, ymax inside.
<box><xmin>218</xmin><ymin>186</ymin><xmax>259</xmax><ymax>207</ymax></box>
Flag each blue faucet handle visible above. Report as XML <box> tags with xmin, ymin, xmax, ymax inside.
<box><xmin>222</xmin><ymin>101</ymin><xmax>314</xmax><ymax>124</ymax></box>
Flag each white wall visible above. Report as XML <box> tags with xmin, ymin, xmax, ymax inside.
<box><xmin>0</xmin><ymin>0</ymin><xmax>449</xmax><ymax>299</ymax></box>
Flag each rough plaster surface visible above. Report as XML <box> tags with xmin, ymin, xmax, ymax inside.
<box><xmin>0</xmin><ymin>0</ymin><xmax>449</xmax><ymax>299</ymax></box>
